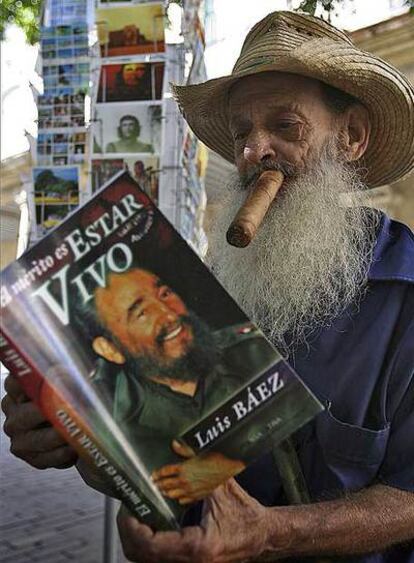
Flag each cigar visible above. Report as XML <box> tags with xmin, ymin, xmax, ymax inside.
<box><xmin>226</xmin><ymin>170</ymin><xmax>284</xmax><ymax>248</ymax></box>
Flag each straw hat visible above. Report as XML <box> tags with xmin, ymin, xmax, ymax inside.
<box><xmin>173</xmin><ymin>11</ymin><xmax>414</xmax><ymax>188</ymax></box>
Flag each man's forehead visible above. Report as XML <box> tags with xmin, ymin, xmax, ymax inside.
<box><xmin>96</xmin><ymin>269</ymin><xmax>160</xmax><ymax>316</ymax></box>
<box><xmin>228</xmin><ymin>72</ymin><xmax>324</xmax><ymax>109</ymax></box>
<box><xmin>95</xmin><ymin>271</ymin><xmax>152</xmax><ymax>302</ymax></box>
<box><xmin>107</xmin><ymin>269</ymin><xmax>159</xmax><ymax>289</ymax></box>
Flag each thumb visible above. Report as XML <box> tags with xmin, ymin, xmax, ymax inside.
<box><xmin>4</xmin><ymin>375</ymin><xmax>29</xmax><ymax>403</ymax></box>
<box><xmin>171</xmin><ymin>440</ymin><xmax>195</xmax><ymax>458</ymax></box>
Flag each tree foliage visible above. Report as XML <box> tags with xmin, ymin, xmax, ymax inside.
<box><xmin>0</xmin><ymin>0</ymin><xmax>41</xmax><ymax>44</ymax></box>
<box><xmin>298</xmin><ymin>0</ymin><xmax>414</xmax><ymax>17</ymax></box>
<box><xmin>0</xmin><ymin>0</ymin><xmax>413</xmax><ymax>45</ymax></box>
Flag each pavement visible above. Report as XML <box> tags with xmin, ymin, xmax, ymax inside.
<box><xmin>0</xmin><ymin>369</ymin><xmax>125</xmax><ymax>563</ymax></box>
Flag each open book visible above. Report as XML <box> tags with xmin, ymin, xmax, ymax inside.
<box><xmin>0</xmin><ymin>171</ymin><xmax>322</xmax><ymax>530</ymax></box>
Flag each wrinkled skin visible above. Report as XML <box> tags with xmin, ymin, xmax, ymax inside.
<box><xmin>117</xmin><ymin>479</ymin><xmax>275</xmax><ymax>563</ymax></box>
<box><xmin>152</xmin><ymin>441</ymin><xmax>246</xmax><ymax>504</ymax></box>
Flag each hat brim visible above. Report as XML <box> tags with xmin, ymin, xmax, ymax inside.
<box><xmin>173</xmin><ymin>38</ymin><xmax>414</xmax><ymax>188</ymax></box>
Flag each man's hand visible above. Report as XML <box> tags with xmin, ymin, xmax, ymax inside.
<box><xmin>152</xmin><ymin>440</ymin><xmax>246</xmax><ymax>504</ymax></box>
<box><xmin>118</xmin><ymin>477</ymin><xmax>414</xmax><ymax>563</ymax></box>
<box><xmin>117</xmin><ymin>478</ymin><xmax>275</xmax><ymax>563</ymax></box>
<box><xmin>1</xmin><ymin>374</ymin><xmax>77</xmax><ymax>469</ymax></box>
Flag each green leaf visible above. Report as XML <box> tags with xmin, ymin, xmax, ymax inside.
<box><xmin>0</xmin><ymin>0</ymin><xmax>40</xmax><ymax>44</ymax></box>
<box><xmin>299</xmin><ymin>0</ymin><xmax>318</xmax><ymax>15</ymax></box>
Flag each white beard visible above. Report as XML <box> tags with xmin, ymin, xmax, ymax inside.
<box><xmin>207</xmin><ymin>151</ymin><xmax>379</xmax><ymax>352</ymax></box>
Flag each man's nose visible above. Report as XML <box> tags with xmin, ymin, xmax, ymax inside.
<box><xmin>243</xmin><ymin>130</ymin><xmax>276</xmax><ymax>165</ymax></box>
<box><xmin>156</xmin><ymin>301</ymin><xmax>178</xmax><ymax>322</ymax></box>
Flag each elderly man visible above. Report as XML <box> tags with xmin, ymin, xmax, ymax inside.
<box><xmin>2</xmin><ymin>10</ymin><xmax>414</xmax><ymax>563</ymax></box>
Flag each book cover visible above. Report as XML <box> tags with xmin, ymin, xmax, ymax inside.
<box><xmin>0</xmin><ymin>171</ymin><xmax>322</xmax><ymax>529</ymax></box>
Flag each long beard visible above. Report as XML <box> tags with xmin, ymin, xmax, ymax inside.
<box><xmin>207</xmin><ymin>148</ymin><xmax>379</xmax><ymax>352</ymax></box>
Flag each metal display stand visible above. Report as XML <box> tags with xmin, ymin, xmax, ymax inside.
<box><xmin>103</xmin><ymin>496</ymin><xmax>120</xmax><ymax>563</ymax></box>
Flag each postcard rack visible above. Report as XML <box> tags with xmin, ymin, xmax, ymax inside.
<box><xmin>28</xmin><ymin>0</ymin><xmax>209</xmax><ymax>256</ymax></box>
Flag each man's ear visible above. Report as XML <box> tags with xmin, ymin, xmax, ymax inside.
<box><xmin>92</xmin><ymin>336</ymin><xmax>126</xmax><ymax>365</ymax></box>
<box><xmin>338</xmin><ymin>104</ymin><xmax>371</xmax><ymax>162</ymax></box>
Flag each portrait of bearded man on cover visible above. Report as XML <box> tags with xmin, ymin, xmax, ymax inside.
<box><xmin>74</xmin><ymin>265</ymin><xmax>279</xmax><ymax>508</ymax></box>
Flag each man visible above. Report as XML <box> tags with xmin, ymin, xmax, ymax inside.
<box><xmin>2</xmin><ymin>11</ymin><xmax>414</xmax><ymax>562</ymax></box>
<box><xmin>132</xmin><ymin>159</ymin><xmax>151</xmax><ymax>193</ymax></box>
<box><xmin>75</xmin><ymin>266</ymin><xmax>277</xmax><ymax>505</ymax></box>
<box><xmin>130</xmin><ymin>159</ymin><xmax>159</xmax><ymax>202</ymax></box>
<box><xmin>105</xmin><ymin>115</ymin><xmax>154</xmax><ymax>153</ymax></box>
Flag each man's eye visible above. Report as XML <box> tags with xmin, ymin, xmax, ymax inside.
<box><xmin>275</xmin><ymin>121</ymin><xmax>304</xmax><ymax>140</ymax></box>
<box><xmin>232</xmin><ymin>131</ymin><xmax>247</xmax><ymax>141</ymax></box>
<box><xmin>276</xmin><ymin>121</ymin><xmax>296</xmax><ymax>130</ymax></box>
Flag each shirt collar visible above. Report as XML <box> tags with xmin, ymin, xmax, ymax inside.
<box><xmin>368</xmin><ymin>212</ymin><xmax>414</xmax><ymax>284</ymax></box>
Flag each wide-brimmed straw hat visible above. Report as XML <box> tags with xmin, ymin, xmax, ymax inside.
<box><xmin>173</xmin><ymin>11</ymin><xmax>414</xmax><ymax>188</ymax></box>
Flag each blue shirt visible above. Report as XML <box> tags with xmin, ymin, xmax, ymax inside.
<box><xmin>238</xmin><ymin>213</ymin><xmax>414</xmax><ymax>562</ymax></box>
<box><xmin>187</xmin><ymin>213</ymin><xmax>414</xmax><ymax>562</ymax></box>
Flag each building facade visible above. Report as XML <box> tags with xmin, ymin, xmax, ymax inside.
<box><xmin>351</xmin><ymin>13</ymin><xmax>414</xmax><ymax>229</ymax></box>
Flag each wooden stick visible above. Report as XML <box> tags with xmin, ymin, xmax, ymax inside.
<box><xmin>226</xmin><ymin>170</ymin><xmax>284</xmax><ymax>248</ymax></box>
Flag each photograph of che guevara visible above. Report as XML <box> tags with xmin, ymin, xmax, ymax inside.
<box><xmin>65</xmin><ymin>173</ymin><xmax>284</xmax><ymax>509</ymax></box>
<box><xmin>94</xmin><ymin>103</ymin><xmax>160</xmax><ymax>155</ymax></box>
<box><xmin>97</xmin><ymin>62</ymin><xmax>164</xmax><ymax>103</ymax></box>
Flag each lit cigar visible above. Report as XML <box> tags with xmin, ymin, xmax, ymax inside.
<box><xmin>226</xmin><ymin>170</ymin><xmax>284</xmax><ymax>248</ymax></box>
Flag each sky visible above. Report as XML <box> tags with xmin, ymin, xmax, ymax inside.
<box><xmin>204</xmin><ymin>0</ymin><xmax>409</xmax><ymax>77</ymax></box>
<box><xmin>0</xmin><ymin>0</ymin><xmax>409</xmax><ymax>161</ymax></box>
<box><xmin>1</xmin><ymin>26</ymin><xmax>40</xmax><ymax>161</ymax></box>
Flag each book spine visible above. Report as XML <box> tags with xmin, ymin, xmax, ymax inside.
<box><xmin>0</xmin><ymin>327</ymin><xmax>177</xmax><ymax>531</ymax></box>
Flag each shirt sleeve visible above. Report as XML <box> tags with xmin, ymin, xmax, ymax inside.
<box><xmin>378</xmin><ymin>321</ymin><xmax>414</xmax><ymax>492</ymax></box>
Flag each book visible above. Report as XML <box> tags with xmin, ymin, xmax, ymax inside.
<box><xmin>0</xmin><ymin>170</ymin><xmax>323</xmax><ymax>530</ymax></box>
